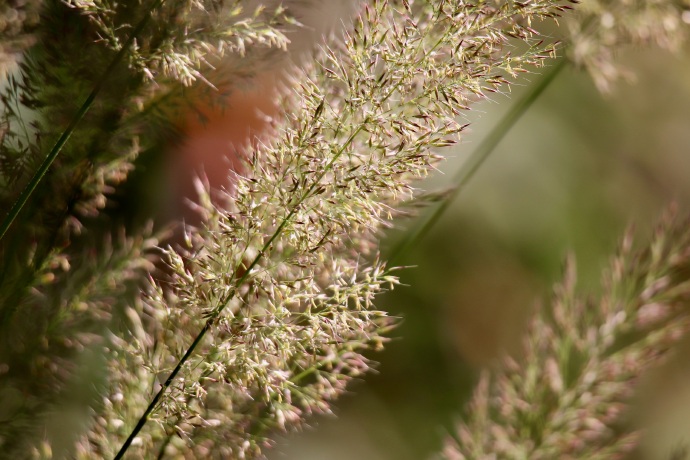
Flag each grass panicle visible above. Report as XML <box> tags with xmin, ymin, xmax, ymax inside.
<box><xmin>441</xmin><ymin>210</ymin><xmax>690</xmax><ymax>459</ymax></box>
<box><xmin>98</xmin><ymin>0</ymin><xmax>568</xmax><ymax>457</ymax></box>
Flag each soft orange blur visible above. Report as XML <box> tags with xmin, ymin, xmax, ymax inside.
<box><xmin>165</xmin><ymin>72</ymin><xmax>283</xmax><ymax>222</ymax></box>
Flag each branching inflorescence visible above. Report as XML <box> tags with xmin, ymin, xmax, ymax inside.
<box><xmin>77</xmin><ymin>0</ymin><xmax>569</xmax><ymax>457</ymax></box>
<box><xmin>441</xmin><ymin>211</ymin><xmax>690</xmax><ymax>459</ymax></box>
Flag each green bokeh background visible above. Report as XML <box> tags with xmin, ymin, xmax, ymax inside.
<box><xmin>268</xmin><ymin>45</ymin><xmax>690</xmax><ymax>459</ymax></box>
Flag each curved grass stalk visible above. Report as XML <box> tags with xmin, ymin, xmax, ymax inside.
<box><xmin>389</xmin><ymin>56</ymin><xmax>568</xmax><ymax>266</ymax></box>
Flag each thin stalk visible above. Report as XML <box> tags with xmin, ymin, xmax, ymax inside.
<box><xmin>388</xmin><ymin>57</ymin><xmax>567</xmax><ymax>266</ymax></box>
<box><xmin>0</xmin><ymin>0</ymin><xmax>165</xmax><ymax>242</ymax></box>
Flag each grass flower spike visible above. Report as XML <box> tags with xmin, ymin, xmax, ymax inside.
<box><xmin>442</xmin><ymin>211</ymin><xmax>690</xmax><ymax>459</ymax></box>
<box><xmin>93</xmin><ymin>0</ymin><xmax>568</xmax><ymax>457</ymax></box>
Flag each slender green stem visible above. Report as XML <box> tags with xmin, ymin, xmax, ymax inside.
<box><xmin>114</xmin><ymin>321</ymin><xmax>211</xmax><ymax>460</ymax></box>
<box><xmin>0</xmin><ymin>0</ymin><xmax>165</xmax><ymax>243</ymax></box>
<box><xmin>388</xmin><ymin>57</ymin><xmax>567</xmax><ymax>265</ymax></box>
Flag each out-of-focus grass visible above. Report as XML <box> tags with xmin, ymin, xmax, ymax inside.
<box><xmin>268</xmin><ymin>46</ymin><xmax>690</xmax><ymax>459</ymax></box>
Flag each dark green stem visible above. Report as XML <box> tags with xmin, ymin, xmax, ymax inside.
<box><xmin>0</xmin><ymin>0</ymin><xmax>165</xmax><ymax>242</ymax></box>
<box><xmin>114</xmin><ymin>320</ymin><xmax>210</xmax><ymax>460</ymax></box>
<box><xmin>388</xmin><ymin>57</ymin><xmax>567</xmax><ymax>265</ymax></box>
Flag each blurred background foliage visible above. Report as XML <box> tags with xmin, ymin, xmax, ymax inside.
<box><xmin>268</xmin><ymin>44</ymin><xmax>690</xmax><ymax>459</ymax></box>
